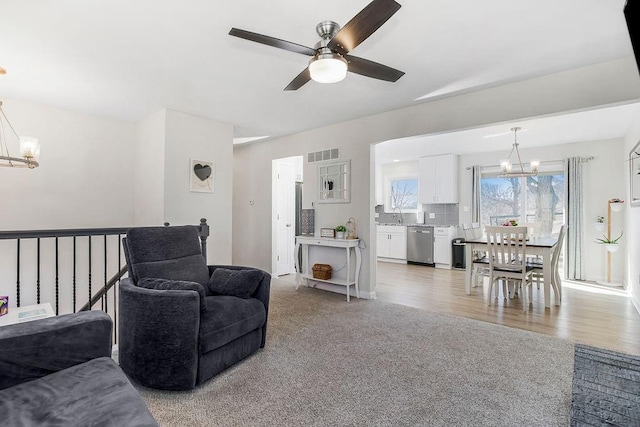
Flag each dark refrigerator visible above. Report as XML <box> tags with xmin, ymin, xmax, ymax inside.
<box><xmin>295</xmin><ymin>181</ymin><xmax>302</xmax><ymax>270</ymax></box>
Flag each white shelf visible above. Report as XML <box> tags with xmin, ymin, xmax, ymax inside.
<box><xmin>299</xmin><ymin>273</ymin><xmax>356</xmax><ymax>287</ymax></box>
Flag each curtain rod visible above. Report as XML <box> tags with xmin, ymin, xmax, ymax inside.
<box><xmin>465</xmin><ymin>156</ymin><xmax>594</xmax><ymax>170</ymax></box>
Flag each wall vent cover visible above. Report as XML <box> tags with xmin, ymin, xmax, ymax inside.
<box><xmin>307</xmin><ymin>148</ymin><xmax>340</xmax><ymax>163</ymax></box>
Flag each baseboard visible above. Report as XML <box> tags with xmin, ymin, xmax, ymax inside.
<box><xmin>303</xmin><ymin>281</ymin><xmax>376</xmax><ymax>300</ymax></box>
<box><xmin>377</xmin><ymin>257</ymin><xmax>406</xmax><ymax>264</ymax></box>
<box><xmin>631</xmin><ymin>290</ymin><xmax>640</xmax><ymax>317</ymax></box>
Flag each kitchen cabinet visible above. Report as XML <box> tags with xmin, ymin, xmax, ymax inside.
<box><xmin>377</xmin><ymin>225</ymin><xmax>407</xmax><ymax>260</ymax></box>
<box><xmin>433</xmin><ymin>226</ymin><xmax>456</xmax><ymax>268</ymax></box>
<box><xmin>418</xmin><ymin>154</ymin><xmax>458</xmax><ymax>204</ymax></box>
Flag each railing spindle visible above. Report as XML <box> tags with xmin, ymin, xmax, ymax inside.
<box><xmin>88</xmin><ymin>236</ymin><xmax>92</xmax><ymax>310</ymax></box>
<box><xmin>16</xmin><ymin>239</ymin><xmax>21</xmax><ymax>308</ymax></box>
<box><xmin>55</xmin><ymin>237</ymin><xmax>59</xmax><ymax>315</ymax></box>
<box><xmin>103</xmin><ymin>234</ymin><xmax>107</xmax><ymax>313</ymax></box>
<box><xmin>199</xmin><ymin>218</ymin><xmax>209</xmax><ymax>260</ymax></box>
<box><xmin>115</xmin><ymin>234</ymin><xmax>121</xmax><ymax>344</ymax></box>
<box><xmin>37</xmin><ymin>238</ymin><xmax>41</xmax><ymax>304</ymax></box>
<box><xmin>73</xmin><ymin>236</ymin><xmax>77</xmax><ymax>313</ymax></box>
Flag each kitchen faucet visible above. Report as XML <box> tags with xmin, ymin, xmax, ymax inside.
<box><xmin>392</xmin><ymin>208</ymin><xmax>403</xmax><ymax>224</ymax></box>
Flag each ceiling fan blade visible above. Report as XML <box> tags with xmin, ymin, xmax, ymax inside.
<box><xmin>229</xmin><ymin>28</ymin><xmax>317</xmax><ymax>56</ymax></box>
<box><xmin>327</xmin><ymin>0</ymin><xmax>401</xmax><ymax>55</ymax></box>
<box><xmin>345</xmin><ymin>55</ymin><xmax>404</xmax><ymax>82</ymax></box>
<box><xmin>284</xmin><ymin>68</ymin><xmax>312</xmax><ymax>91</ymax></box>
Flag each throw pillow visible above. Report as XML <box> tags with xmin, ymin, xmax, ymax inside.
<box><xmin>207</xmin><ymin>268</ymin><xmax>263</xmax><ymax>299</ymax></box>
<box><xmin>137</xmin><ymin>277</ymin><xmax>207</xmax><ymax>311</ymax></box>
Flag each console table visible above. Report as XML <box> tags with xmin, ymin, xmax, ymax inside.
<box><xmin>295</xmin><ymin>236</ymin><xmax>361</xmax><ymax>302</ymax></box>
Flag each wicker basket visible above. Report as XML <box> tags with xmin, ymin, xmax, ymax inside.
<box><xmin>312</xmin><ymin>264</ymin><xmax>332</xmax><ymax>280</ymax></box>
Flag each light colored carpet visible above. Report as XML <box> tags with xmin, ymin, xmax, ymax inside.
<box><xmin>136</xmin><ymin>279</ymin><xmax>574</xmax><ymax>426</ymax></box>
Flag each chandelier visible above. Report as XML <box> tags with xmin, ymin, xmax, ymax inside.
<box><xmin>499</xmin><ymin>127</ymin><xmax>539</xmax><ymax>177</ymax></box>
<box><xmin>0</xmin><ymin>101</ymin><xmax>40</xmax><ymax>169</ymax></box>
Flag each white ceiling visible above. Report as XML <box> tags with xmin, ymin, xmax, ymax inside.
<box><xmin>0</xmin><ymin>0</ymin><xmax>635</xmax><ymax>141</ymax></box>
<box><xmin>375</xmin><ymin>102</ymin><xmax>640</xmax><ymax>164</ymax></box>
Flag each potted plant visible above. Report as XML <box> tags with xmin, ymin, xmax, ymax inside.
<box><xmin>609</xmin><ymin>198</ymin><xmax>625</xmax><ymax>212</ymax></box>
<box><xmin>595</xmin><ymin>231</ymin><xmax>623</xmax><ymax>252</ymax></box>
<box><xmin>595</xmin><ymin>215</ymin><xmax>605</xmax><ymax>231</ymax></box>
<box><xmin>335</xmin><ymin>225</ymin><xmax>346</xmax><ymax>239</ymax></box>
<box><xmin>501</xmin><ymin>219</ymin><xmax>518</xmax><ymax>226</ymax></box>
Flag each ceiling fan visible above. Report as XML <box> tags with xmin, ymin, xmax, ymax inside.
<box><xmin>229</xmin><ymin>0</ymin><xmax>405</xmax><ymax>90</ymax></box>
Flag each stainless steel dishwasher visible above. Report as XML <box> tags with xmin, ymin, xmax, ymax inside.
<box><xmin>406</xmin><ymin>226</ymin><xmax>434</xmax><ymax>265</ymax></box>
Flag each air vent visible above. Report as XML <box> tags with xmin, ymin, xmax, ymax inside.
<box><xmin>307</xmin><ymin>147</ymin><xmax>340</xmax><ymax>163</ymax></box>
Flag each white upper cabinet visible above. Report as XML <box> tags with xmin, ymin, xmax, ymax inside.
<box><xmin>418</xmin><ymin>154</ymin><xmax>458</xmax><ymax>204</ymax></box>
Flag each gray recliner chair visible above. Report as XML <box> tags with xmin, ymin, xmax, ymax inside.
<box><xmin>119</xmin><ymin>225</ymin><xmax>270</xmax><ymax>390</ymax></box>
<box><xmin>0</xmin><ymin>311</ymin><xmax>158</xmax><ymax>426</ymax></box>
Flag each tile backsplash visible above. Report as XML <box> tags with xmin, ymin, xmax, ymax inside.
<box><xmin>422</xmin><ymin>203</ymin><xmax>459</xmax><ymax>226</ymax></box>
<box><xmin>375</xmin><ymin>204</ymin><xmax>459</xmax><ymax>225</ymax></box>
<box><xmin>375</xmin><ymin>205</ymin><xmax>416</xmax><ymax>224</ymax></box>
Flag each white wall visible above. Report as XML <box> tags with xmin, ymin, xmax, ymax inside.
<box><xmin>0</xmin><ymin>98</ymin><xmax>136</xmax><ymax>312</ymax></box>
<box><xmin>0</xmin><ymin>98</ymin><xmax>136</xmax><ymax>229</ymax></box>
<box><xmin>133</xmin><ymin>109</ymin><xmax>166</xmax><ymax>226</ymax></box>
<box><xmin>232</xmin><ymin>57</ymin><xmax>640</xmax><ymax>298</ymax></box>
<box><xmin>0</xmin><ymin>103</ymin><xmax>235</xmax><ymax>312</ymax></box>
<box><xmin>623</xmin><ymin>120</ymin><xmax>640</xmax><ymax>313</ymax></box>
<box><xmin>132</xmin><ymin>108</ymin><xmax>235</xmax><ymax>263</ymax></box>
<box><xmin>458</xmin><ymin>139</ymin><xmax>626</xmax><ymax>283</ymax></box>
<box><xmin>163</xmin><ymin>109</ymin><xmax>234</xmax><ymax>265</ymax></box>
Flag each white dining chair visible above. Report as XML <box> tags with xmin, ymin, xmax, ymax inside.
<box><xmin>520</xmin><ymin>221</ymin><xmax>543</xmax><ymax>289</ymax></box>
<box><xmin>519</xmin><ymin>222</ymin><xmax>542</xmax><ymax>239</ymax></box>
<box><xmin>485</xmin><ymin>226</ymin><xmax>535</xmax><ymax>311</ymax></box>
<box><xmin>462</xmin><ymin>223</ymin><xmax>490</xmax><ymax>287</ymax></box>
<box><xmin>529</xmin><ymin>224</ymin><xmax>565</xmax><ymax>304</ymax></box>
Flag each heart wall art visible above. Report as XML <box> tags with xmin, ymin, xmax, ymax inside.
<box><xmin>190</xmin><ymin>159</ymin><xmax>214</xmax><ymax>193</ymax></box>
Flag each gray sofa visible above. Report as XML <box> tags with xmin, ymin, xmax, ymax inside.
<box><xmin>119</xmin><ymin>225</ymin><xmax>271</xmax><ymax>390</ymax></box>
<box><xmin>0</xmin><ymin>311</ymin><xmax>157</xmax><ymax>426</ymax></box>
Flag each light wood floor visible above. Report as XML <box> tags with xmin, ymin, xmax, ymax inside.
<box><xmin>375</xmin><ymin>262</ymin><xmax>640</xmax><ymax>355</ymax></box>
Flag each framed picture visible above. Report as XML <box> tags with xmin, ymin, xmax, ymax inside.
<box><xmin>190</xmin><ymin>159</ymin><xmax>214</xmax><ymax>193</ymax></box>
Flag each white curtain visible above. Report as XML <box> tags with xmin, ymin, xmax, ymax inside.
<box><xmin>564</xmin><ymin>157</ymin><xmax>584</xmax><ymax>280</ymax></box>
<box><xmin>471</xmin><ymin>166</ymin><xmax>481</xmax><ymax>223</ymax></box>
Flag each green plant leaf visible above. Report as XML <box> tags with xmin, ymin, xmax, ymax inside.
<box><xmin>595</xmin><ymin>231</ymin><xmax>623</xmax><ymax>244</ymax></box>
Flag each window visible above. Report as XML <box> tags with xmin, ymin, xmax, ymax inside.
<box><xmin>480</xmin><ymin>172</ymin><xmax>565</xmax><ymax>236</ymax></box>
<box><xmin>386</xmin><ymin>177</ymin><xmax>419</xmax><ymax>212</ymax></box>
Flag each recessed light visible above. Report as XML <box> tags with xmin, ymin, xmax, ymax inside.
<box><xmin>393</xmin><ymin>159</ymin><xmax>400</xmax><ymax>162</ymax></box>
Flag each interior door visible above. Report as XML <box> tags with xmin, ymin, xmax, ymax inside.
<box><xmin>276</xmin><ymin>162</ymin><xmax>294</xmax><ymax>276</ymax></box>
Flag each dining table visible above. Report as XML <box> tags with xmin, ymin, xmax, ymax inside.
<box><xmin>464</xmin><ymin>235</ymin><xmax>560</xmax><ymax>308</ymax></box>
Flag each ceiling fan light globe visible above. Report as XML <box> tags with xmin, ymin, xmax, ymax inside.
<box><xmin>309</xmin><ymin>55</ymin><xmax>348</xmax><ymax>84</ymax></box>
